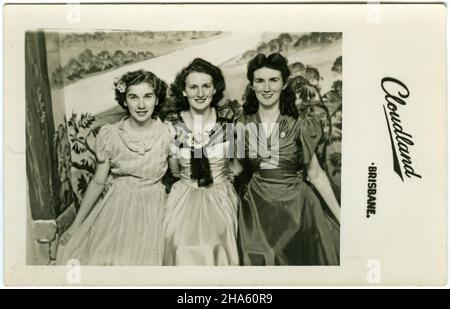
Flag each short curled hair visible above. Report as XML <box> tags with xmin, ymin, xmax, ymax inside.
<box><xmin>243</xmin><ymin>53</ymin><xmax>298</xmax><ymax>119</ymax></box>
<box><xmin>114</xmin><ymin>70</ymin><xmax>168</xmax><ymax>118</ymax></box>
<box><xmin>170</xmin><ymin>58</ymin><xmax>226</xmax><ymax>111</ymax></box>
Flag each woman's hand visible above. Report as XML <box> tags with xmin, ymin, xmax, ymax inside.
<box><xmin>59</xmin><ymin>224</ymin><xmax>78</xmax><ymax>246</ymax></box>
<box><xmin>334</xmin><ymin>207</ymin><xmax>341</xmax><ymax>225</ymax></box>
<box><xmin>229</xmin><ymin>159</ymin><xmax>243</xmax><ymax>181</ymax></box>
<box><xmin>228</xmin><ymin>169</ymin><xmax>236</xmax><ymax>182</ymax></box>
<box><xmin>307</xmin><ymin>154</ymin><xmax>341</xmax><ymax>225</ymax></box>
<box><xmin>58</xmin><ymin>161</ymin><xmax>110</xmax><ymax>246</ymax></box>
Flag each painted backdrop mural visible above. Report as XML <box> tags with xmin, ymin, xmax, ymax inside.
<box><xmin>26</xmin><ymin>30</ymin><xmax>342</xmax><ymax>264</ymax></box>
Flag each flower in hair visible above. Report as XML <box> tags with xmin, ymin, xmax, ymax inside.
<box><xmin>116</xmin><ymin>80</ymin><xmax>127</xmax><ymax>93</ymax></box>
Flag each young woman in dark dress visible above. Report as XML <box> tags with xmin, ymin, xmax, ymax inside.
<box><xmin>237</xmin><ymin>53</ymin><xmax>340</xmax><ymax>265</ymax></box>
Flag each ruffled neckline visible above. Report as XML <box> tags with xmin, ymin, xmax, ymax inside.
<box><xmin>171</xmin><ymin>110</ymin><xmax>227</xmax><ymax>149</ymax></box>
<box><xmin>117</xmin><ymin>116</ymin><xmax>163</xmax><ymax>155</ymax></box>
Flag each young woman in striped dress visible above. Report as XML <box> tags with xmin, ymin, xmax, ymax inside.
<box><xmin>56</xmin><ymin>70</ymin><xmax>170</xmax><ymax>266</ymax></box>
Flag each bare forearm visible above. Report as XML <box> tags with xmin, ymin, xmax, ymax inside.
<box><xmin>310</xmin><ymin>171</ymin><xmax>340</xmax><ymax>223</ymax></box>
<box><xmin>72</xmin><ymin>162</ymin><xmax>110</xmax><ymax>227</ymax></box>
<box><xmin>72</xmin><ymin>181</ymin><xmax>105</xmax><ymax>227</ymax></box>
<box><xmin>168</xmin><ymin>156</ymin><xmax>181</xmax><ymax>178</ymax></box>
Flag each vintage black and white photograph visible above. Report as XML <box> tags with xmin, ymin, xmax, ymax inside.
<box><xmin>5</xmin><ymin>3</ymin><xmax>446</xmax><ymax>286</ymax></box>
<box><xmin>25</xmin><ymin>30</ymin><xmax>342</xmax><ymax>266</ymax></box>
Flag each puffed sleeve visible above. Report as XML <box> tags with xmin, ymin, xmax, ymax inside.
<box><xmin>95</xmin><ymin>124</ymin><xmax>114</xmax><ymax>163</ymax></box>
<box><xmin>298</xmin><ymin>114</ymin><xmax>323</xmax><ymax>165</ymax></box>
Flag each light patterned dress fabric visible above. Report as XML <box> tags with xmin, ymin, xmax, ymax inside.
<box><xmin>162</xmin><ymin>111</ymin><xmax>239</xmax><ymax>266</ymax></box>
<box><xmin>56</xmin><ymin>116</ymin><xmax>170</xmax><ymax>266</ymax></box>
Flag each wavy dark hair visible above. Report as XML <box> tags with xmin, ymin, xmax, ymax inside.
<box><xmin>243</xmin><ymin>53</ymin><xmax>298</xmax><ymax>119</ymax></box>
<box><xmin>170</xmin><ymin>58</ymin><xmax>226</xmax><ymax>111</ymax></box>
<box><xmin>114</xmin><ymin>70</ymin><xmax>168</xmax><ymax>118</ymax></box>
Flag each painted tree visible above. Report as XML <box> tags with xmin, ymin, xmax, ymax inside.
<box><xmin>268</xmin><ymin>39</ymin><xmax>280</xmax><ymax>53</ymax></box>
<box><xmin>125</xmin><ymin>50</ymin><xmax>137</xmax><ymax>64</ymax></box>
<box><xmin>278</xmin><ymin>33</ymin><xmax>294</xmax><ymax>54</ymax></box>
<box><xmin>242</xmin><ymin>49</ymin><xmax>257</xmax><ymax>61</ymax></box>
<box><xmin>64</xmin><ymin>58</ymin><xmax>83</xmax><ymax>81</ymax></box>
<box><xmin>137</xmin><ymin>51</ymin><xmax>146</xmax><ymax>60</ymax></box>
<box><xmin>323</xmin><ymin>80</ymin><xmax>342</xmax><ymax>103</ymax></box>
<box><xmin>51</xmin><ymin>65</ymin><xmax>64</xmax><ymax>88</ymax></box>
<box><xmin>332</xmin><ymin>56</ymin><xmax>342</xmax><ymax>74</ymax></box>
<box><xmin>289</xmin><ymin>55</ymin><xmax>343</xmax><ymax>200</ymax></box>
<box><xmin>256</xmin><ymin>42</ymin><xmax>271</xmax><ymax>55</ymax></box>
<box><xmin>53</xmin><ymin>116</ymin><xmax>77</xmax><ymax>214</ymax></box>
<box><xmin>98</xmin><ymin>50</ymin><xmax>111</xmax><ymax>61</ymax></box>
<box><xmin>288</xmin><ymin>62</ymin><xmax>342</xmax><ymax>201</ymax></box>
<box><xmin>67</xmin><ymin>113</ymin><xmax>100</xmax><ymax>199</ymax></box>
<box><xmin>112</xmin><ymin>50</ymin><xmax>126</xmax><ymax>66</ymax></box>
<box><xmin>309</xmin><ymin>32</ymin><xmax>321</xmax><ymax>44</ymax></box>
<box><xmin>78</xmin><ymin>48</ymin><xmax>94</xmax><ymax>64</ymax></box>
<box><xmin>289</xmin><ymin>62</ymin><xmax>306</xmax><ymax>77</ymax></box>
<box><xmin>294</xmin><ymin>34</ymin><xmax>310</xmax><ymax>48</ymax></box>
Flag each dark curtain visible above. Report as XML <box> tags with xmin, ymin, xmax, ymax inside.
<box><xmin>25</xmin><ymin>31</ymin><xmax>60</xmax><ymax>220</ymax></box>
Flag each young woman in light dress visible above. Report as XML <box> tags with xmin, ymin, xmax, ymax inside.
<box><xmin>162</xmin><ymin>58</ymin><xmax>240</xmax><ymax>266</ymax></box>
<box><xmin>56</xmin><ymin>70</ymin><xmax>170</xmax><ymax>266</ymax></box>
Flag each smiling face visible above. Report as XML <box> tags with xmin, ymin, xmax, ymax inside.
<box><xmin>182</xmin><ymin>72</ymin><xmax>216</xmax><ymax>113</ymax></box>
<box><xmin>125</xmin><ymin>82</ymin><xmax>158</xmax><ymax>125</ymax></box>
<box><xmin>251</xmin><ymin>67</ymin><xmax>286</xmax><ymax>109</ymax></box>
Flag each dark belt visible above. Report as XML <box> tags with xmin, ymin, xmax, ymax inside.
<box><xmin>256</xmin><ymin>168</ymin><xmax>300</xmax><ymax>179</ymax></box>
